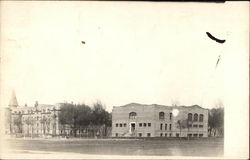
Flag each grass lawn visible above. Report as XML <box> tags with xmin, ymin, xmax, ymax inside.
<box><xmin>5</xmin><ymin>137</ymin><xmax>223</xmax><ymax>157</ymax></box>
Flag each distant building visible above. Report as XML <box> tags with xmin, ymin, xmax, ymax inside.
<box><xmin>5</xmin><ymin>91</ymin><xmax>110</xmax><ymax>137</ymax></box>
<box><xmin>112</xmin><ymin>103</ymin><xmax>208</xmax><ymax>138</ymax></box>
<box><xmin>6</xmin><ymin>91</ymin><xmax>62</xmax><ymax>136</ymax></box>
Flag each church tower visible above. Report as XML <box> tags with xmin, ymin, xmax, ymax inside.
<box><xmin>8</xmin><ymin>90</ymin><xmax>18</xmax><ymax>107</ymax></box>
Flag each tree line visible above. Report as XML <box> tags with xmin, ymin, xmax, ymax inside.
<box><xmin>58</xmin><ymin>101</ymin><xmax>112</xmax><ymax>137</ymax></box>
<box><xmin>208</xmin><ymin>107</ymin><xmax>224</xmax><ymax>137</ymax></box>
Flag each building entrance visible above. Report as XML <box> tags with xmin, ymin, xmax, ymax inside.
<box><xmin>130</xmin><ymin>122</ymin><xmax>136</xmax><ymax>134</ymax></box>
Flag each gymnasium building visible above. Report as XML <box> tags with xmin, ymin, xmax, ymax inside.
<box><xmin>112</xmin><ymin>103</ymin><xmax>208</xmax><ymax>138</ymax></box>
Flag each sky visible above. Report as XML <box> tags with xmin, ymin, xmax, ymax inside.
<box><xmin>0</xmin><ymin>1</ymin><xmax>249</xmax><ymax>112</ymax></box>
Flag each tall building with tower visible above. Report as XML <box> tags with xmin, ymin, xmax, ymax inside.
<box><xmin>112</xmin><ymin>103</ymin><xmax>208</xmax><ymax>138</ymax></box>
<box><xmin>5</xmin><ymin>91</ymin><xmax>61</xmax><ymax>137</ymax></box>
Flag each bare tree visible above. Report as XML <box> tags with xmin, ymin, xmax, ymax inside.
<box><xmin>177</xmin><ymin>119</ymin><xmax>188</xmax><ymax>139</ymax></box>
<box><xmin>13</xmin><ymin>114</ymin><xmax>23</xmax><ymax>135</ymax></box>
<box><xmin>52</xmin><ymin>113</ymin><xmax>57</xmax><ymax>136</ymax></box>
<box><xmin>45</xmin><ymin>117</ymin><xmax>51</xmax><ymax>135</ymax></box>
<box><xmin>171</xmin><ymin>99</ymin><xmax>180</xmax><ymax>107</ymax></box>
<box><xmin>24</xmin><ymin>117</ymin><xmax>35</xmax><ymax>136</ymax></box>
<box><xmin>40</xmin><ymin>116</ymin><xmax>48</xmax><ymax>135</ymax></box>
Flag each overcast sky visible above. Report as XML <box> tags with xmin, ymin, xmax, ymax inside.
<box><xmin>1</xmin><ymin>1</ymin><xmax>248</xmax><ymax>112</ymax></box>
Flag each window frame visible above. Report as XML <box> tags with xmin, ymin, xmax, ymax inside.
<box><xmin>129</xmin><ymin>112</ymin><xmax>137</xmax><ymax>119</ymax></box>
<box><xmin>194</xmin><ymin>113</ymin><xmax>198</xmax><ymax>122</ymax></box>
<box><xmin>199</xmin><ymin>114</ymin><xmax>204</xmax><ymax>122</ymax></box>
<box><xmin>159</xmin><ymin>112</ymin><xmax>165</xmax><ymax>120</ymax></box>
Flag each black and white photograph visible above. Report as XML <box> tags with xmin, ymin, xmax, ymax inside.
<box><xmin>0</xmin><ymin>1</ymin><xmax>249</xmax><ymax>159</ymax></box>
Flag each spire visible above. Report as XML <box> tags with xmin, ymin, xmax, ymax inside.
<box><xmin>9</xmin><ymin>90</ymin><xmax>18</xmax><ymax>107</ymax></box>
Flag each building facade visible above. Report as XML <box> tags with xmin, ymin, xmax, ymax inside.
<box><xmin>7</xmin><ymin>104</ymin><xmax>62</xmax><ymax>137</ymax></box>
<box><xmin>112</xmin><ymin>103</ymin><xmax>208</xmax><ymax>138</ymax></box>
<box><xmin>5</xmin><ymin>91</ymin><xmax>111</xmax><ymax>137</ymax></box>
<box><xmin>5</xmin><ymin>91</ymin><xmax>63</xmax><ymax>137</ymax></box>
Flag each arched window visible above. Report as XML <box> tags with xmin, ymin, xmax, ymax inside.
<box><xmin>129</xmin><ymin>112</ymin><xmax>137</xmax><ymax>119</ymax></box>
<box><xmin>194</xmin><ymin>113</ymin><xmax>198</xmax><ymax>122</ymax></box>
<box><xmin>188</xmin><ymin>113</ymin><xmax>192</xmax><ymax>121</ymax></box>
<box><xmin>199</xmin><ymin>114</ymin><xmax>204</xmax><ymax>122</ymax></box>
<box><xmin>159</xmin><ymin>112</ymin><xmax>165</xmax><ymax>120</ymax></box>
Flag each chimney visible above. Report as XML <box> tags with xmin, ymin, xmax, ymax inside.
<box><xmin>35</xmin><ymin>101</ymin><xmax>38</xmax><ymax>108</ymax></box>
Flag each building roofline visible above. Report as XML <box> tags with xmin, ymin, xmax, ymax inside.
<box><xmin>113</xmin><ymin>103</ymin><xmax>208</xmax><ymax>110</ymax></box>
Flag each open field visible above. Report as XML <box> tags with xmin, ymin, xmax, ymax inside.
<box><xmin>4</xmin><ymin>137</ymin><xmax>223</xmax><ymax>157</ymax></box>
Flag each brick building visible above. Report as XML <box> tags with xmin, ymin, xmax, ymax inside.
<box><xmin>112</xmin><ymin>103</ymin><xmax>208</xmax><ymax>138</ymax></box>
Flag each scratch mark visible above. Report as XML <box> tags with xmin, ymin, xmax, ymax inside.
<box><xmin>215</xmin><ymin>55</ymin><xmax>221</xmax><ymax>68</ymax></box>
<box><xmin>206</xmin><ymin>32</ymin><xmax>226</xmax><ymax>44</ymax></box>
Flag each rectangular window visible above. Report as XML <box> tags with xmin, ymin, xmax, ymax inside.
<box><xmin>165</xmin><ymin>124</ymin><xmax>167</xmax><ymax>130</ymax></box>
<box><xmin>160</xmin><ymin>123</ymin><xmax>163</xmax><ymax>130</ymax></box>
<box><xmin>138</xmin><ymin>133</ymin><xmax>142</xmax><ymax>137</ymax></box>
<box><xmin>115</xmin><ymin>133</ymin><xmax>118</xmax><ymax>137</ymax></box>
<box><xmin>116</xmin><ymin>123</ymin><xmax>118</xmax><ymax>127</ymax></box>
<box><xmin>169</xmin><ymin>124</ymin><xmax>172</xmax><ymax>130</ymax></box>
<box><xmin>165</xmin><ymin>133</ymin><xmax>168</xmax><ymax>137</ymax></box>
<box><xmin>193</xmin><ymin>134</ymin><xmax>198</xmax><ymax>137</ymax></box>
<box><xmin>176</xmin><ymin>133</ymin><xmax>179</xmax><ymax>137</ymax></box>
<box><xmin>144</xmin><ymin>123</ymin><xmax>147</xmax><ymax>127</ymax></box>
<box><xmin>139</xmin><ymin>123</ymin><xmax>142</xmax><ymax>127</ymax></box>
<box><xmin>169</xmin><ymin>133</ymin><xmax>172</xmax><ymax>137</ymax></box>
<box><xmin>124</xmin><ymin>123</ymin><xmax>127</xmax><ymax>127</ymax></box>
<box><xmin>147</xmin><ymin>133</ymin><xmax>151</xmax><ymax>137</ymax></box>
<box><xmin>188</xmin><ymin>124</ymin><xmax>192</xmax><ymax>128</ymax></box>
<box><xmin>148</xmin><ymin>123</ymin><xmax>151</xmax><ymax>127</ymax></box>
<box><xmin>188</xmin><ymin>134</ymin><xmax>192</xmax><ymax>137</ymax></box>
<box><xmin>170</xmin><ymin>113</ymin><xmax>172</xmax><ymax>120</ymax></box>
<box><xmin>160</xmin><ymin>133</ymin><xmax>163</xmax><ymax>137</ymax></box>
<box><xmin>120</xmin><ymin>123</ymin><xmax>122</xmax><ymax>127</ymax></box>
<box><xmin>199</xmin><ymin>125</ymin><xmax>203</xmax><ymax>128</ymax></box>
<box><xmin>193</xmin><ymin>124</ymin><xmax>198</xmax><ymax>128</ymax></box>
<box><xmin>199</xmin><ymin>134</ymin><xmax>203</xmax><ymax>137</ymax></box>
